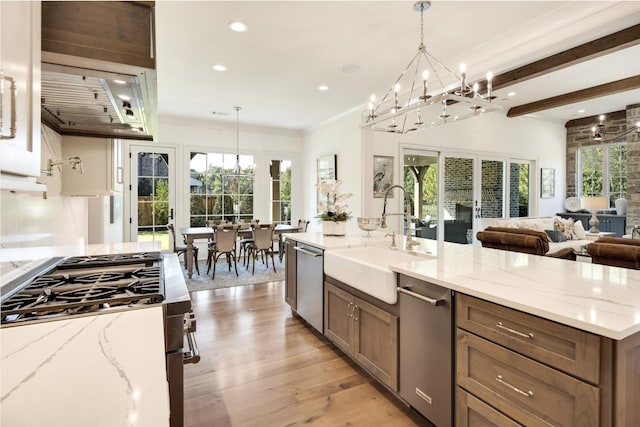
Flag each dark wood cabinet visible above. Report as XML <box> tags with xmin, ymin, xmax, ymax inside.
<box><xmin>557</xmin><ymin>212</ymin><xmax>626</xmax><ymax>236</ymax></box>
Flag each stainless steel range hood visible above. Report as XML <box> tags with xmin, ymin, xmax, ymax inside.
<box><xmin>41</xmin><ymin>62</ymin><xmax>157</xmax><ymax>141</ymax></box>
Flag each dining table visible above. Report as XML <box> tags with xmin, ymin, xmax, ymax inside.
<box><xmin>180</xmin><ymin>224</ymin><xmax>301</xmax><ymax>278</ymax></box>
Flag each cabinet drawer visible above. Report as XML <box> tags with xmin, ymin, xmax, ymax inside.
<box><xmin>456</xmin><ymin>294</ymin><xmax>600</xmax><ymax>384</ymax></box>
<box><xmin>456</xmin><ymin>388</ymin><xmax>523</xmax><ymax>427</ymax></box>
<box><xmin>457</xmin><ymin>330</ymin><xmax>599</xmax><ymax>427</ymax></box>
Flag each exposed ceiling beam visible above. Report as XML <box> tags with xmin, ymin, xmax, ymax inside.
<box><xmin>506</xmin><ymin>75</ymin><xmax>640</xmax><ymax>118</ymax></box>
<box><xmin>565</xmin><ymin>110</ymin><xmax>626</xmax><ymax>128</ymax></box>
<box><xmin>474</xmin><ymin>23</ymin><xmax>640</xmax><ymax>94</ymax></box>
<box><xmin>496</xmin><ymin>23</ymin><xmax>640</xmax><ymax>89</ymax></box>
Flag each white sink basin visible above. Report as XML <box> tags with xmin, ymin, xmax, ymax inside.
<box><xmin>324</xmin><ymin>246</ymin><xmax>434</xmax><ymax>304</ymax></box>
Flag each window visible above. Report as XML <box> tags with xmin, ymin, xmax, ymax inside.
<box><xmin>189</xmin><ymin>152</ymin><xmax>254</xmax><ymax>226</ymax></box>
<box><xmin>578</xmin><ymin>143</ymin><xmax>626</xmax><ymax>204</ymax></box>
<box><xmin>270</xmin><ymin>159</ymin><xmax>292</xmax><ymax>225</ymax></box>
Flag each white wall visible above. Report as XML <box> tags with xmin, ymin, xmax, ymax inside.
<box><xmin>302</xmin><ymin>109</ymin><xmax>364</xmax><ymax>233</ymax></box>
<box><xmin>0</xmin><ymin>125</ymin><xmax>87</xmax><ymax>250</ymax></box>
<box><xmin>303</xmin><ymin>110</ymin><xmax>567</xmax><ymax>234</ymax></box>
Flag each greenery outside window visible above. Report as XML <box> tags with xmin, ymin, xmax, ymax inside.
<box><xmin>270</xmin><ymin>159</ymin><xmax>292</xmax><ymax>225</ymax></box>
<box><xmin>578</xmin><ymin>143</ymin><xmax>626</xmax><ymax>205</ymax></box>
<box><xmin>189</xmin><ymin>152</ymin><xmax>254</xmax><ymax>226</ymax></box>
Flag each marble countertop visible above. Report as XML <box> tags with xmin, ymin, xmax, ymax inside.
<box><xmin>0</xmin><ymin>242</ymin><xmax>182</xmax><ymax>426</ymax></box>
<box><xmin>287</xmin><ymin>232</ymin><xmax>640</xmax><ymax>340</ymax></box>
<box><xmin>1</xmin><ymin>306</ymin><xmax>170</xmax><ymax>426</ymax></box>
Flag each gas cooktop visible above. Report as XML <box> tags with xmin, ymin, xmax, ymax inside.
<box><xmin>1</xmin><ymin>252</ymin><xmax>164</xmax><ymax>325</ymax></box>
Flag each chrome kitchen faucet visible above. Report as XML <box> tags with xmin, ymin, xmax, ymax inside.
<box><xmin>380</xmin><ymin>185</ymin><xmax>420</xmax><ymax>249</ymax></box>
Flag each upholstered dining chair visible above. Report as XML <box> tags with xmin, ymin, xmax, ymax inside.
<box><xmin>238</xmin><ymin>219</ymin><xmax>259</xmax><ymax>265</ymax></box>
<box><xmin>168</xmin><ymin>224</ymin><xmax>200</xmax><ymax>275</ymax></box>
<box><xmin>207</xmin><ymin>224</ymin><xmax>240</xmax><ymax>279</ymax></box>
<box><xmin>247</xmin><ymin>223</ymin><xmax>277</xmax><ymax>275</ymax></box>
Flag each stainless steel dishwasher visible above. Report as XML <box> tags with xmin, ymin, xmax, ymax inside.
<box><xmin>398</xmin><ymin>274</ymin><xmax>453</xmax><ymax>427</ymax></box>
<box><xmin>294</xmin><ymin>243</ymin><xmax>324</xmax><ymax>333</ymax></box>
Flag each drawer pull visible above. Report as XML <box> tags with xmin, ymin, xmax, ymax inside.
<box><xmin>496</xmin><ymin>321</ymin><xmax>534</xmax><ymax>339</ymax></box>
<box><xmin>496</xmin><ymin>375</ymin><xmax>533</xmax><ymax>397</ymax></box>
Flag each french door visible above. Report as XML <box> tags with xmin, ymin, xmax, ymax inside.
<box><xmin>129</xmin><ymin>145</ymin><xmax>176</xmax><ymax>251</ymax></box>
<box><xmin>404</xmin><ymin>148</ymin><xmax>532</xmax><ymax>245</ymax></box>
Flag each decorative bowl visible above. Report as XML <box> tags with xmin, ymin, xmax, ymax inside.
<box><xmin>357</xmin><ymin>217</ymin><xmax>381</xmax><ymax>233</ymax></box>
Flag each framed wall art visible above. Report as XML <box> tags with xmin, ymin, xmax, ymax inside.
<box><xmin>540</xmin><ymin>167</ymin><xmax>555</xmax><ymax>198</ymax></box>
<box><xmin>373</xmin><ymin>155</ymin><xmax>393</xmax><ymax>198</ymax></box>
<box><xmin>317</xmin><ymin>154</ymin><xmax>337</xmax><ymax>182</ymax></box>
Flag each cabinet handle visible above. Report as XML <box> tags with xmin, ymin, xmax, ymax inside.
<box><xmin>293</xmin><ymin>247</ymin><xmax>323</xmax><ymax>257</ymax></box>
<box><xmin>496</xmin><ymin>321</ymin><xmax>534</xmax><ymax>339</ymax></box>
<box><xmin>0</xmin><ymin>73</ymin><xmax>17</xmax><ymax>140</ymax></box>
<box><xmin>397</xmin><ymin>286</ymin><xmax>444</xmax><ymax>306</ymax></box>
<box><xmin>496</xmin><ymin>375</ymin><xmax>533</xmax><ymax>397</ymax></box>
<box><xmin>346</xmin><ymin>302</ymin><xmax>352</xmax><ymax>318</ymax></box>
<box><xmin>353</xmin><ymin>305</ymin><xmax>359</xmax><ymax>321</ymax></box>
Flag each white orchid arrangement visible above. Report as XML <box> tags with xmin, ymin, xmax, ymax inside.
<box><xmin>317</xmin><ymin>180</ymin><xmax>352</xmax><ymax>222</ymax></box>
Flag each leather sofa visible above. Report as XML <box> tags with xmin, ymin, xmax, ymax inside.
<box><xmin>586</xmin><ymin>237</ymin><xmax>640</xmax><ymax>269</ymax></box>
<box><xmin>476</xmin><ymin>227</ymin><xmax>576</xmax><ymax>260</ymax></box>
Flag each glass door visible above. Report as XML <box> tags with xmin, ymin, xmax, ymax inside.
<box><xmin>130</xmin><ymin>145</ymin><xmax>176</xmax><ymax>251</ymax></box>
<box><xmin>443</xmin><ymin>155</ymin><xmax>475</xmax><ymax>244</ymax></box>
<box><xmin>509</xmin><ymin>160</ymin><xmax>531</xmax><ymax>217</ymax></box>
<box><xmin>480</xmin><ymin>158</ymin><xmax>506</xmax><ymax>223</ymax></box>
<box><xmin>403</xmin><ymin>150</ymin><xmax>438</xmax><ymax>240</ymax></box>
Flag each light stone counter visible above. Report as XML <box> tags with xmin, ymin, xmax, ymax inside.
<box><xmin>389</xmin><ymin>240</ymin><xmax>640</xmax><ymax>340</ymax></box>
<box><xmin>0</xmin><ymin>241</ymin><xmax>174</xmax><ymax>426</ymax></box>
<box><xmin>287</xmin><ymin>232</ymin><xmax>640</xmax><ymax>340</ymax></box>
<box><xmin>1</xmin><ymin>306</ymin><xmax>170</xmax><ymax>426</ymax></box>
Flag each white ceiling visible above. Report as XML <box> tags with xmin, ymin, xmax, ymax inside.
<box><xmin>155</xmin><ymin>1</ymin><xmax>640</xmax><ymax>131</ymax></box>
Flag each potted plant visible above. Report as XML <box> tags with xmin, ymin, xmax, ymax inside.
<box><xmin>317</xmin><ymin>180</ymin><xmax>352</xmax><ymax>236</ymax></box>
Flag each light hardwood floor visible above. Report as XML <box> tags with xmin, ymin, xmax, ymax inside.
<box><xmin>184</xmin><ymin>280</ymin><xmax>431</xmax><ymax>427</ymax></box>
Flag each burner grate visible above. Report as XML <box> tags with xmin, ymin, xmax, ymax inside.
<box><xmin>1</xmin><ymin>260</ymin><xmax>164</xmax><ymax>325</ymax></box>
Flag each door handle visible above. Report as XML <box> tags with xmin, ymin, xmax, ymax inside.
<box><xmin>0</xmin><ymin>73</ymin><xmax>17</xmax><ymax>140</ymax></box>
<box><xmin>170</xmin><ymin>208</ymin><xmax>174</xmax><ymax>220</ymax></box>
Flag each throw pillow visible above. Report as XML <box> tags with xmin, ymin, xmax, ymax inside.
<box><xmin>554</xmin><ymin>217</ymin><xmax>577</xmax><ymax>240</ymax></box>
<box><xmin>573</xmin><ymin>220</ymin><xmax>587</xmax><ymax>240</ymax></box>
<box><xmin>545</xmin><ymin>229</ymin><xmax>567</xmax><ymax>243</ymax></box>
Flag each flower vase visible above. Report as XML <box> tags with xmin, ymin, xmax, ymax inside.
<box><xmin>322</xmin><ymin>220</ymin><xmax>346</xmax><ymax>236</ymax></box>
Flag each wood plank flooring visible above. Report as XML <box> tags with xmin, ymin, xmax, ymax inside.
<box><xmin>183</xmin><ymin>280</ymin><xmax>431</xmax><ymax>427</ymax></box>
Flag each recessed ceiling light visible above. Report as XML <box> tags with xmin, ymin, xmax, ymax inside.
<box><xmin>578</xmin><ymin>109</ymin><xmax>585</xmax><ymax>113</ymax></box>
<box><xmin>507</xmin><ymin>92</ymin><xmax>516</xmax><ymax>97</ymax></box>
<box><xmin>118</xmin><ymin>94</ymin><xmax>131</xmax><ymax>101</ymax></box>
<box><xmin>229</xmin><ymin>21</ymin><xmax>247</xmax><ymax>32</ymax></box>
<box><xmin>113</xmin><ymin>79</ymin><xmax>126</xmax><ymax>85</ymax></box>
<box><xmin>318</xmin><ymin>85</ymin><xmax>329</xmax><ymax>91</ymax></box>
<box><xmin>213</xmin><ymin>64</ymin><xmax>227</xmax><ymax>72</ymax></box>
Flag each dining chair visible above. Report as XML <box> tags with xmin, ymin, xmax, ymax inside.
<box><xmin>168</xmin><ymin>224</ymin><xmax>200</xmax><ymax>275</ymax></box>
<box><xmin>247</xmin><ymin>223</ymin><xmax>276</xmax><ymax>275</ymax></box>
<box><xmin>297</xmin><ymin>219</ymin><xmax>310</xmax><ymax>232</ymax></box>
<box><xmin>207</xmin><ymin>224</ymin><xmax>240</xmax><ymax>279</ymax></box>
<box><xmin>238</xmin><ymin>219</ymin><xmax>259</xmax><ymax>264</ymax></box>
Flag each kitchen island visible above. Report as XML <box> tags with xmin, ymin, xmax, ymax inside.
<box><xmin>283</xmin><ymin>231</ymin><xmax>640</xmax><ymax>426</ymax></box>
<box><xmin>0</xmin><ymin>242</ymin><xmax>188</xmax><ymax>427</ymax></box>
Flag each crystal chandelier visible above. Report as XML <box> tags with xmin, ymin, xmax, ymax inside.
<box><xmin>592</xmin><ymin>114</ymin><xmax>640</xmax><ymax>141</ymax></box>
<box><xmin>362</xmin><ymin>1</ymin><xmax>501</xmax><ymax>134</ymax></box>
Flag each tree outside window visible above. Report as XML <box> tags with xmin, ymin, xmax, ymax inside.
<box><xmin>579</xmin><ymin>143</ymin><xmax>626</xmax><ymax>205</ymax></box>
<box><xmin>189</xmin><ymin>152</ymin><xmax>254</xmax><ymax>226</ymax></box>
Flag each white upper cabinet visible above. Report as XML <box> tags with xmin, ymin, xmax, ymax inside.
<box><xmin>0</xmin><ymin>1</ymin><xmax>41</xmax><ymax>178</ymax></box>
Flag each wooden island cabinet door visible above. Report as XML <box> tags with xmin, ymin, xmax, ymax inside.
<box><xmin>324</xmin><ymin>282</ymin><xmax>354</xmax><ymax>355</ymax></box>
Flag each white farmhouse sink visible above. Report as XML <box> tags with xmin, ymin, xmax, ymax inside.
<box><xmin>324</xmin><ymin>246</ymin><xmax>434</xmax><ymax>304</ymax></box>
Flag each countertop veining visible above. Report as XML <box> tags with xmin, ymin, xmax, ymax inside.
<box><xmin>286</xmin><ymin>231</ymin><xmax>640</xmax><ymax>340</ymax></box>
